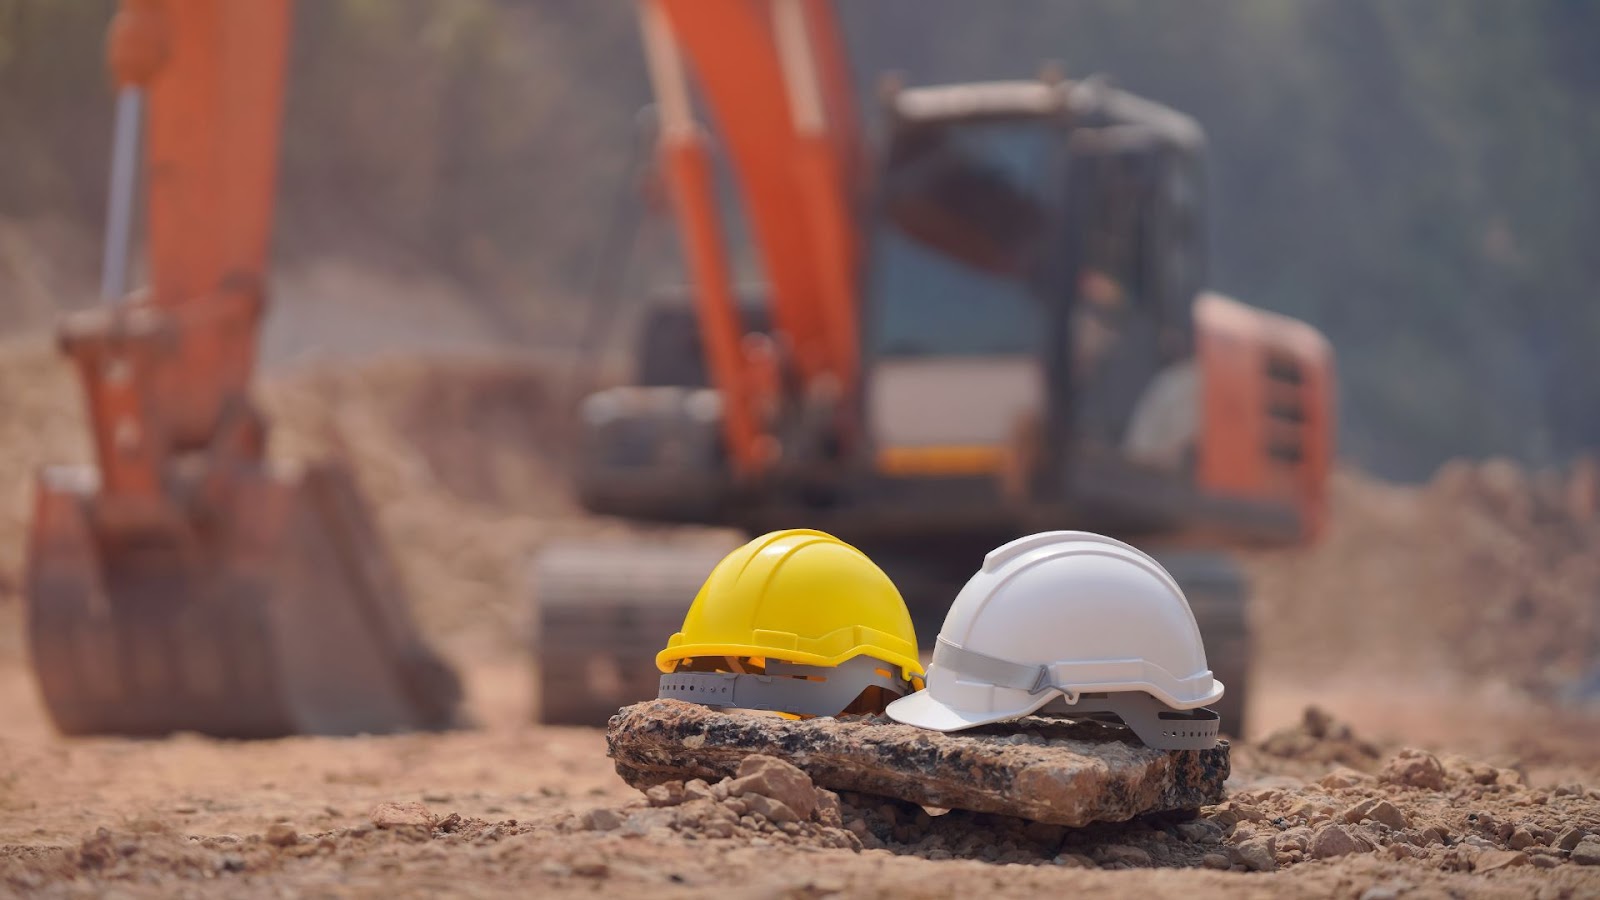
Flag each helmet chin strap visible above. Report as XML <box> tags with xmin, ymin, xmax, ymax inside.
<box><xmin>658</xmin><ymin>655</ymin><xmax>914</xmax><ymax>718</ymax></box>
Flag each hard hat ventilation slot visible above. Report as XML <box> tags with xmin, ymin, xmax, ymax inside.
<box><xmin>658</xmin><ymin>654</ymin><xmax>914</xmax><ymax>719</ymax></box>
<box><xmin>1036</xmin><ymin>691</ymin><xmax>1220</xmax><ymax>751</ymax></box>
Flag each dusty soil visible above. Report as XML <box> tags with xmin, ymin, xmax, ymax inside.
<box><xmin>4</xmin><ymin>242</ymin><xmax>1600</xmax><ymax>897</ymax></box>
<box><xmin>3</xmin><ymin>654</ymin><xmax>1600</xmax><ymax>899</ymax></box>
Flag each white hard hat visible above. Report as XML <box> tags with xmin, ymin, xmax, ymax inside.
<box><xmin>886</xmin><ymin>531</ymin><xmax>1225</xmax><ymax>750</ymax></box>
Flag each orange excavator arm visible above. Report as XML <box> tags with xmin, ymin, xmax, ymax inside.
<box><xmin>638</xmin><ymin>0</ymin><xmax>862</xmax><ymax>473</ymax></box>
<box><xmin>25</xmin><ymin>0</ymin><xmax>461</xmax><ymax>739</ymax></box>
<box><xmin>70</xmin><ymin>0</ymin><xmax>289</xmax><ymax>512</ymax></box>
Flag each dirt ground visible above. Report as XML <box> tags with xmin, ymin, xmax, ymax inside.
<box><xmin>4</xmin><ymin>643</ymin><xmax>1600</xmax><ymax>898</ymax></box>
<box><xmin>3</xmin><ymin>246</ymin><xmax>1600</xmax><ymax>896</ymax></box>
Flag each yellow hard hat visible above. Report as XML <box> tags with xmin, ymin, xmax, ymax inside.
<box><xmin>656</xmin><ymin>529</ymin><xmax>924</xmax><ymax>717</ymax></box>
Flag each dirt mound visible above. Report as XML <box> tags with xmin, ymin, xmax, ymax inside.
<box><xmin>1247</xmin><ymin>462</ymin><xmax>1600</xmax><ymax>699</ymax></box>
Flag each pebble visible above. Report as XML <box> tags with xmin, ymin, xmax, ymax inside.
<box><xmin>1343</xmin><ymin>798</ymin><xmax>1408</xmax><ymax>830</ymax></box>
<box><xmin>1097</xmin><ymin>844</ymin><xmax>1151</xmax><ymax>867</ymax></box>
<box><xmin>1310</xmin><ymin>824</ymin><xmax>1370</xmax><ymax>859</ymax></box>
<box><xmin>1229</xmin><ymin>837</ymin><xmax>1276</xmax><ymax>872</ymax></box>
<box><xmin>580</xmin><ymin>808</ymin><xmax>624</xmax><ymax>832</ymax></box>
<box><xmin>1381</xmin><ymin>749</ymin><xmax>1447</xmax><ymax>791</ymax></box>
<box><xmin>1509</xmin><ymin>827</ymin><xmax>1539</xmax><ymax>850</ymax></box>
<box><xmin>1475</xmin><ymin>849</ymin><xmax>1529</xmax><ymax>872</ymax></box>
<box><xmin>726</xmin><ymin>756</ymin><xmax>818</xmax><ymax>820</ymax></box>
<box><xmin>369</xmin><ymin>801</ymin><xmax>436</xmax><ymax>830</ymax></box>
<box><xmin>1176</xmin><ymin>820</ymin><xmax>1224</xmax><ymax>844</ymax></box>
<box><xmin>1200</xmin><ymin>852</ymin><xmax>1231</xmax><ymax>870</ymax></box>
<box><xmin>1557</xmin><ymin>827</ymin><xmax>1587</xmax><ymax>851</ymax></box>
<box><xmin>265</xmin><ymin>823</ymin><xmax>300</xmax><ymax>847</ymax></box>
<box><xmin>1570</xmin><ymin>836</ymin><xmax>1600</xmax><ymax>866</ymax></box>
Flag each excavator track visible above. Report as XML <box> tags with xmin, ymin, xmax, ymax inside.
<box><xmin>530</xmin><ymin>538</ymin><xmax>735</xmax><ymax>726</ymax></box>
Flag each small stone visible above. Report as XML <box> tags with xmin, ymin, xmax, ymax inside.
<box><xmin>1509</xmin><ymin>828</ymin><xmax>1539</xmax><ymax>850</ymax></box>
<box><xmin>1367</xmin><ymin>801</ymin><xmax>1408</xmax><ymax>830</ymax></box>
<box><xmin>1557</xmin><ymin>827</ymin><xmax>1588</xmax><ymax>851</ymax></box>
<box><xmin>1318</xmin><ymin>767</ymin><xmax>1372</xmax><ymax>790</ymax></box>
<box><xmin>1381</xmin><ymin>749</ymin><xmax>1447</xmax><ymax>791</ymax></box>
<box><xmin>421</xmin><ymin>792</ymin><xmax>452</xmax><ymax>803</ymax></box>
<box><xmin>581</xmin><ymin>808</ymin><xmax>625</xmax><ymax>832</ymax></box>
<box><xmin>1230</xmin><ymin>837</ymin><xmax>1276</xmax><ymax>872</ymax></box>
<box><xmin>1310</xmin><ymin>824</ymin><xmax>1371</xmax><ymax>859</ymax></box>
<box><xmin>646</xmin><ymin>783</ymin><xmax>685</xmax><ymax>807</ymax></box>
<box><xmin>684</xmin><ymin>779</ymin><xmax>715</xmax><ymax>802</ymax></box>
<box><xmin>572</xmin><ymin>858</ymin><xmax>609</xmax><ymax>878</ymax></box>
<box><xmin>1207</xmin><ymin>801</ymin><xmax>1266</xmax><ymax>828</ymax></box>
<box><xmin>1553</xmin><ymin>783</ymin><xmax>1583</xmax><ymax>797</ymax></box>
<box><xmin>1053</xmin><ymin>853</ymin><xmax>1096</xmax><ymax>868</ymax></box>
<box><xmin>741</xmin><ymin>794</ymin><xmax>801</xmax><ymax>825</ymax></box>
<box><xmin>623</xmin><ymin>809</ymin><xmax>676</xmax><ymax>835</ymax></box>
<box><xmin>726</xmin><ymin>756</ymin><xmax>818</xmax><ymax>820</ymax></box>
<box><xmin>1570</xmin><ymin>836</ymin><xmax>1600</xmax><ymax>865</ymax></box>
<box><xmin>1463</xmin><ymin>835</ymin><xmax>1498</xmax><ymax>851</ymax></box>
<box><xmin>814</xmin><ymin>790</ymin><xmax>842</xmax><ymax>827</ymax></box>
<box><xmin>265</xmin><ymin>824</ymin><xmax>300</xmax><ymax>847</ymax></box>
<box><xmin>1475</xmin><ymin>849</ymin><xmax>1529</xmax><ymax>872</ymax></box>
<box><xmin>1531</xmin><ymin>854</ymin><xmax>1562</xmax><ymax>869</ymax></box>
<box><xmin>217</xmin><ymin>853</ymin><xmax>246</xmax><ymax>873</ymax></box>
<box><xmin>1097</xmin><ymin>844</ymin><xmax>1151</xmax><ymax>867</ymax></box>
<box><xmin>1343</xmin><ymin>798</ymin><xmax>1409</xmax><ymax>830</ymax></box>
<box><xmin>1177</xmin><ymin>820</ymin><xmax>1224</xmax><ymax>844</ymax></box>
<box><xmin>1277</xmin><ymin>828</ymin><xmax>1312</xmax><ymax>853</ymax></box>
<box><xmin>1284</xmin><ymin>800</ymin><xmax>1315</xmax><ymax>820</ymax></box>
<box><xmin>1496</xmin><ymin>768</ymin><xmax>1526</xmax><ymax>787</ymax></box>
<box><xmin>369</xmin><ymin>801</ymin><xmax>436</xmax><ymax>830</ymax></box>
<box><xmin>1200</xmin><ymin>852</ymin><xmax>1231</xmax><ymax>870</ymax></box>
<box><xmin>711</xmin><ymin>780</ymin><xmax>732</xmax><ymax>801</ymax></box>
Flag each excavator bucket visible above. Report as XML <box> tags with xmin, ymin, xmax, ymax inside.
<box><xmin>25</xmin><ymin>460</ymin><xmax>462</xmax><ymax>739</ymax></box>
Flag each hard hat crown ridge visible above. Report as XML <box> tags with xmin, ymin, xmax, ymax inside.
<box><xmin>656</xmin><ymin>528</ymin><xmax>923</xmax><ymax>719</ymax></box>
<box><xmin>887</xmin><ymin>530</ymin><xmax>1224</xmax><ymax>750</ymax></box>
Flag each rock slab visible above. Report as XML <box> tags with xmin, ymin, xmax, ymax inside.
<box><xmin>606</xmin><ymin>699</ymin><xmax>1229</xmax><ymax>828</ymax></box>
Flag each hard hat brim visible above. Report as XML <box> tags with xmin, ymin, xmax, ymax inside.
<box><xmin>883</xmin><ymin>687</ymin><xmax>1045</xmax><ymax>733</ymax></box>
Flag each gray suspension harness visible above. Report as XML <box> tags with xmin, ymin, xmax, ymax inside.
<box><xmin>932</xmin><ymin>637</ymin><xmax>1220</xmax><ymax>750</ymax></box>
<box><xmin>658</xmin><ymin>654</ymin><xmax>914</xmax><ymax>718</ymax></box>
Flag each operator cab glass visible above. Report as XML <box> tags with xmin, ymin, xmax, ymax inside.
<box><xmin>865</xmin><ymin>117</ymin><xmax>1058</xmax><ymax>359</ymax></box>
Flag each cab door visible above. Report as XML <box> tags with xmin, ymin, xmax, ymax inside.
<box><xmin>1051</xmin><ymin>126</ymin><xmax>1207</xmax><ymax>475</ymax></box>
<box><xmin>859</xmin><ymin>117</ymin><xmax>1062</xmax><ymax>480</ymax></box>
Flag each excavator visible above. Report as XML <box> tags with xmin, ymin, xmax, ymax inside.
<box><xmin>534</xmin><ymin>0</ymin><xmax>1336</xmax><ymax>736</ymax></box>
<box><xmin>24</xmin><ymin>0</ymin><xmax>460</xmax><ymax>737</ymax></box>
<box><xmin>24</xmin><ymin>0</ymin><xmax>1330</xmax><ymax>741</ymax></box>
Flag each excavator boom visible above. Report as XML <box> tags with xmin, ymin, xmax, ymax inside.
<box><xmin>25</xmin><ymin>0</ymin><xmax>462</xmax><ymax>738</ymax></box>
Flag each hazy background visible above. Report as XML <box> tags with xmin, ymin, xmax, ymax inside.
<box><xmin>2</xmin><ymin>0</ymin><xmax>1598</xmax><ymax>480</ymax></box>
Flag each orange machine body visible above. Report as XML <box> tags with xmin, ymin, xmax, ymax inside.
<box><xmin>615</xmin><ymin>0</ymin><xmax>1336</xmax><ymax>546</ymax></box>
